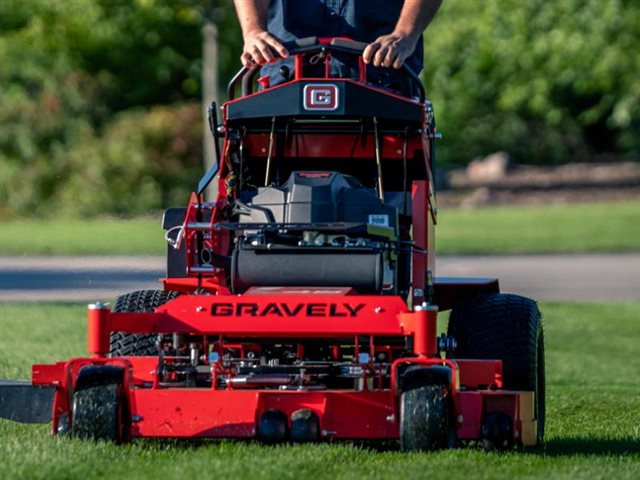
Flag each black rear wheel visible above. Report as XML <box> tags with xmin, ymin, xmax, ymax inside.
<box><xmin>447</xmin><ymin>293</ymin><xmax>545</xmax><ymax>446</ymax></box>
<box><xmin>110</xmin><ymin>290</ymin><xmax>179</xmax><ymax>356</ymax></box>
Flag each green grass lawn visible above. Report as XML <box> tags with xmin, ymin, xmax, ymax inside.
<box><xmin>1</xmin><ymin>201</ymin><xmax>639</xmax><ymax>256</ymax></box>
<box><xmin>436</xmin><ymin>200</ymin><xmax>640</xmax><ymax>254</ymax></box>
<box><xmin>0</xmin><ymin>217</ymin><xmax>165</xmax><ymax>256</ymax></box>
<box><xmin>1</xmin><ymin>301</ymin><xmax>638</xmax><ymax>479</ymax></box>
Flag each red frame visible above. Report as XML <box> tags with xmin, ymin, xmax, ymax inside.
<box><xmin>29</xmin><ymin>42</ymin><xmax>538</xmax><ymax>446</ymax></box>
<box><xmin>34</xmin><ymin>300</ymin><xmax>534</xmax><ymax>442</ymax></box>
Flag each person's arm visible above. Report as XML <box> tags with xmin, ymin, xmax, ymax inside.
<box><xmin>233</xmin><ymin>0</ymin><xmax>289</xmax><ymax>67</ymax></box>
<box><xmin>363</xmin><ymin>0</ymin><xmax>442</xmax><ymax>69</ymax></box>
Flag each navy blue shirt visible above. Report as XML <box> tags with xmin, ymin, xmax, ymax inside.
<box><xmin>261</xmin><ymin>0</ymin><xmax>423</xmax><ymax>93</ymax></box>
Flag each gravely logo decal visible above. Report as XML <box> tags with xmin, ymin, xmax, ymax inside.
<box><xmin>303</xmin><ymin>84</ymin><xmax>339</xmax><ymax>111</ymax></box>
<box><xmin>211</xmin><ymin>303</ymin><xmax>366</xmax><ymax>317</ymax></box>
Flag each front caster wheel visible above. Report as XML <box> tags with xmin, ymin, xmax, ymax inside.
<box><xmin>481</xmin><ymin>411</ymin><xmax>513</xmax><ymax>451</ymax></box>
<box><xmin>400</xmin><ymin>384</ymin><xmax>449</xmax><ymax>451</ymax></box>
<box><xmin>290</xmin><ymin>409</ymin><xmax>320</xmax><ymax>443</ymax></box>
<box><xmin>71</xmin><ymin>383</ymin><xmax>126</xmax><ymax>442</ymax></box>
<box><xmin>257</xmin><ymin>409</ymin><xmax>288</xmax><ymax>443</ymax></box>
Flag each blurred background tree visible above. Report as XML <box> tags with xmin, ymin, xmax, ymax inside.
<box><xmin>0</xmin><ymin>0</ymin><xmax>638</xmax><ymax>217</ymax></box>
<box><xmin>423</xmin><ymin>0</ymin><xmax>639</xmax><ymax>165</ymax></box>
<box><xmin>0</xmin><ymin>0</ymin><xmax>240</xmax><ymax>217</ymax></box>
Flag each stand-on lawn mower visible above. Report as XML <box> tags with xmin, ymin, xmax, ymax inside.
<box><xmin>0</xmin><ymin>38</ymin><xmax>544</xmax><ymax>451</ymax></box>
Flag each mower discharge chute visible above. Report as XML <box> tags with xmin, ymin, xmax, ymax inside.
<box><xmin>1</xmin><ymin>38</ymin><xmax>544</xmax><ymax>451</ymax></box>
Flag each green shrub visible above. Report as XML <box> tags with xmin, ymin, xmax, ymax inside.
<box><xmin>423</xmin><ymin>0</ymin><xmax>640</xmax><ymax>165</ymax></box>
<box><xmin>0</xmin><ymin>0</ymin><xmax>239</xmax><ymax>217</ymax></box>
<box><xmin>53</xmin><ymin>103</ymin><xmax>203</xmax><ymax>216</ymax></box>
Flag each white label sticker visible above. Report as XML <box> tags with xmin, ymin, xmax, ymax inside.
<box><xmin>368</xmin><ymin>214</ymin><xmax>389</xmax><ymax>227</ymax></box>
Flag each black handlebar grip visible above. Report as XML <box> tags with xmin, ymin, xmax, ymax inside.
<box><xmin>228</xmin><ymin>37</ymin><xmax>425</xmax><ymax>102</ymax></box>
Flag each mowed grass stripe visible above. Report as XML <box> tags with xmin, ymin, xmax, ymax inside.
<box><xmin>435</xmin><ymin>200</ymin><xmax>640</xmax><ymax>254</ymax></box>
<box><xmin>1</xmin><ymin>301</ymin><xmax>638</xmax><ymax>479</ymax></box>
<box><xmin>1</xmin><ymin>201</ymin><xmax>639</xmax><ymax>256</ymax></box>
<box><xmin>0</xmin><ymin>217</ymin><xmax>164</xmax><ymax>256</ymax></box>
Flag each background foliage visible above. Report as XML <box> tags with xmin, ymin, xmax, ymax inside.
<box><xmin>0</xmin><ymin>0</ymin><xmax>240</xmax><ymax>217</ymax></box>
<box><xmin>423</xmin><ymin>0</ymin><xmax>639</xmax><ymax>165</ymax></box>
<box><xmin>0</xmin><ymin>0</ymin><xmax>638</xmax><ymax>217</ymax></box>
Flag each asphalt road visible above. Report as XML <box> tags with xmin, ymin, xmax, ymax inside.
<box><xmin>1</xmin><ymin>254</ymin><xmax>639</xmax><ymax>303</ymax></box>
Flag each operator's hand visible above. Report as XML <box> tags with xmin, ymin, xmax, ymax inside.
<box><xmin>363</xmin><ymin>32</ymin><xmax>418</xmax><ymax>69</ymax></box>
<box><xmin>240</xmin><ymin>29</ymin><xmax>289</xmax><ymax>68</ymax></box>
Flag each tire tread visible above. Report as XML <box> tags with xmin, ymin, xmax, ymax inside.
<box><xmin>110</xmin><ymin>290</ymin><xmax>179</xmax><ymax>356</ymax></box>
<box><xmin>400</xmin><ymin>384</ymin><xmax>448</xmax><ymax>451</ymax></box>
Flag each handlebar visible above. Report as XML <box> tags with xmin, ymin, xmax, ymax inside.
<box><xmin>226</xmin><ymin>37</ymin><xmax>425</xmax><ymax>102</ymax></box>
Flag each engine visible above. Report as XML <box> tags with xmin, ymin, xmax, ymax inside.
<box><xmin>230</xmin><ymin>171</ymin><xmax>400</xmax><ymax>294</ymax></box>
